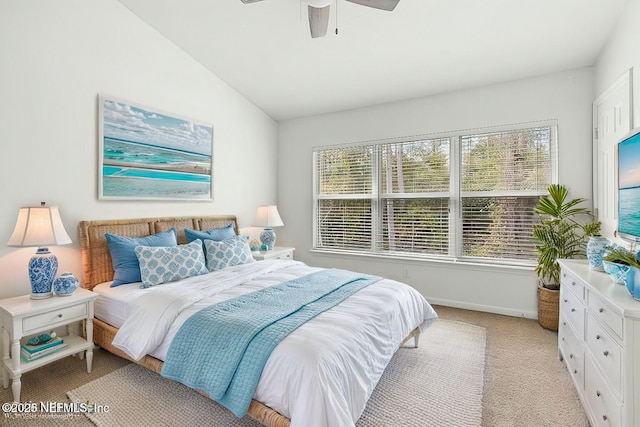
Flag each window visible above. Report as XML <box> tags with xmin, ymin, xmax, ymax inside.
<box><xmin>313</xmin><ymin>122</ymin><xmax>556</xmax><ymax>265</ymax></box>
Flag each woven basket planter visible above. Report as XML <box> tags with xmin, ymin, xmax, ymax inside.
<box><xmin>537</xmin><ymin>284</ymin><xmax>559</xmax><ymax>331</ymax></box>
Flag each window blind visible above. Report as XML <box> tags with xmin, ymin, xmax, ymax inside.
<box><xmin>316</xmin><ymin>146</ymin><xmax>374</xmax><ymax>251</ymax></box>
<box><xmin>380</xmin><ymin>139</ymin><xmax>451</xmax><ymax>255</ymax></box>
<box><xmin>460</xmin><ymin>126</ymin><xmax>553</xmax><ymax>262</ymax></box>
<box><xmin>313</xmin><ymin>122</ymin><xmax>556</xmax><ymax>265</ymax></box>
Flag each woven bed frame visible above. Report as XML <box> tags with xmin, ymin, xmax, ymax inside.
<box><xmin>78</xmin><ymin>215</ymin><xmax>420</xmax><ymax>427</ymax></box>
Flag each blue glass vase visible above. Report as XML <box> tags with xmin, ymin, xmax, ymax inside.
<box><xmin>624</xmin><ymin>266</ymin><xmax>640</xmax><ymax>300</ymax></box>
<box><xmin>587</xmin><ymin>236</ymin><xmax>609</xmax><ymax>271</ymax></box>
<box><xmin>29</xmin><ymin>248</ymin><xmax>58</xmax><ymax>299</ymax></box>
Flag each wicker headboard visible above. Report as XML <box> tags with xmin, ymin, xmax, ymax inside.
<box><xmin>78</xmin><ymin>215</ymin><xmax>239</xmax><ymax>290</ymax></box>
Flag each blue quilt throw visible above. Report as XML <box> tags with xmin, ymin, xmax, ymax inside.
<box><xmin>161</xmin><ymin>269</ymin><xmax>380</xmax><ymax>418</ymax></box>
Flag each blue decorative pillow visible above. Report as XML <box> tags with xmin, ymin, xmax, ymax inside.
<box><xmin>105</xmin><ymin>229</ymin><xmax>177</xmax><ymax>287</ymax></box>
<box><xmin>185</xmin><ymin>223</ymin><xmax>236</xmax><ymax>244</ymax></box>
<box><xmin>185</xmin><ymin>223</ymin><xmax>236</xmax><ymax>256</ymax></box>
<box><xmin>135</xmin><ymin>239</ymin><xmax>208</xmax><ymax>288</ymax></box>
<box><xmin>204</xmin><ymin>236</ymin><xmax>255</xmax><ymax>271</ymax></box>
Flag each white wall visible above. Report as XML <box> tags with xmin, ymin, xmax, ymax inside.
<box><xmin>0</xmin><ymin>0</ymin><xmax>278</xmax><ymax>299</ymax></box>
<box><xmin>278</xmin><ymin>68</ymin><xmax>595</xmax><ymax>318</ymax></box>
<box><xmin>1</xmin><ymin>0</ymin><xmax>624</xmax><ymax>315</ymax></box>
<box><xmin>595</xmin><ymin>0</ymin><xmax>640</xmax><ymax>126</ymax></box>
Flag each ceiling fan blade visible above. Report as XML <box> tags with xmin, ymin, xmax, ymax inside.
<box><xmin>345</xmin><ymin>0</ymin><xmax>400</xmax><ymax>11</ymax></box>
<box><xmin>308</xmin><ymin>5</ymin><xmax>331</xmax><ymax>38</ymax></box>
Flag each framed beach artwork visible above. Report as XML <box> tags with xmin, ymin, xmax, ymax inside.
<box><xmin>98</xmin><ymin>95</ymin><xmax>213</xmax><ymax>200</ymax></box>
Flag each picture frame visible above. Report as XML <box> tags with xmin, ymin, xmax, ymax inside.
<box><xmin>98</xmin><ymin>95</ymin><xmax>214</xmax><ymax>201</ymax></box>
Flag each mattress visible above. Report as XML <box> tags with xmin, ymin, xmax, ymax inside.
<box><xmin>93</xmin><ymin>280</ymin><xmax>144</xmax><ymax>328</ymax></box>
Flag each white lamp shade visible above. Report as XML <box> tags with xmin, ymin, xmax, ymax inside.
<box><xmin>7</xmin><ymin>205</ymin><xmax>72</xmax><ymax>247</ymax></box>
<box><xmin>252</xmin><ymin>205</ymin><xmax>284</xmax><ymax>228</ymax></box>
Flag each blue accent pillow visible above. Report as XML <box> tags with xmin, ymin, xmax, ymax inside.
<box><xmin>185</xmin><ymin>223</ymin><xmax>236</xmax><ymax>255</ymax></box>
<box><xmin>105</xmin><ymin>229</ymin><xmax>178</xmax><ymax>287</ymax></box>
<box><xmin>135</xmin><ymin>239</ymin><xmax>208</xmax><ymax>288</ymax></box>
<box><xmin>185</xmin><ymin>223</ymin><xmax>236</xmax><ymax>244</ymax></box>
<box><xmin>204</xmin><ymin>235</ymin><xmax>255</xmax><ymax>271</ymax></box>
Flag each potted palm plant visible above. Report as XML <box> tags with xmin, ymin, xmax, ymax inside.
<box><xmin>532</xmin><ymin>184</ymin><xmax>600</xmax><ymax>330</ymax></box>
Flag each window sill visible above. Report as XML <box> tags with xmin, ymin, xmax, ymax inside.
<box><xmin>310</xmin><ymin>248</ymin><xmax>536</xmax><ymax>275</ymax></box>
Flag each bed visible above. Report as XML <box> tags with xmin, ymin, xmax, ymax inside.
<box><xmin>79</xmin><ymin>215</ymin><xmax>437</xmax><ymax>427</ymax></box>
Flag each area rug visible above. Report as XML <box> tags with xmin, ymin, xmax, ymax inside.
<box><xmin>67</xmin><ymin>319</ymin><xmax>486</xmax><ymax>427</ymax></box>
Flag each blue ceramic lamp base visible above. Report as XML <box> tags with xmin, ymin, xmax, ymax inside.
<box><xmin>29</xmin><ymin>248</ymin><xmax>58</xmax><ymax>299</ymax></box>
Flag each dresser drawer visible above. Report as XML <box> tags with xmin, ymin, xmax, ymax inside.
<box><xmin>22</xmin><ymin>303</ymin><xmax>88</xmax><ymax>334</ymax></box>
<box><xmin>585</xmin><ymin>356</ymin><xmax>622</xmax><ymax>427</ymax></box>
<box><xmin>559</xmin><ymin>314</ymin><xmax>584</xmax><ymax>389</ymax></box>
<box><xmin>560</xmin><ymin>285</ymin><xmax>585</xmax><ymax>338</ymax></box>
<box><xmin>561</xmin><ymin>269</ymin><xmax>585</xmax><ymax>300</ymax></box>
<box><xmin>588</xmin><ymin>292</ymin><xmax>623</xmax><ymax>340</ymax></box>
<box><xmin>586</xmin><ymin>315</ymin><xmax>622</xmax><ymax>397</ymax></box>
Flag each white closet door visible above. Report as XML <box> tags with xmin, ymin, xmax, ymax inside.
<box><xmin>593</xmin><ymin>68</ymin><xmax>633</xmax><ymax>239</ymax></box>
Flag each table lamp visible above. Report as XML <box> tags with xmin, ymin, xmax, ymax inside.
<box><xmin>252</xmin><ymin>205</ymin><xmax>284</xmax><ymax>250</ymax></box>
<box><xmin>7</xmin><ymin>202</ymin><xmax>72</xmax><ymax>299</ymax></box>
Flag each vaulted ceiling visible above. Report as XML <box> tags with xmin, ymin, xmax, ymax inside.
<box><xmin>118</xmin><ymin>0</ymin><xmax>629</xmax><ymax>120</ymax></box>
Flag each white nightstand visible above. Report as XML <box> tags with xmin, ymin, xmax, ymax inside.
<box><xmin>0</xmin><ymin>287</ymin><xmax>98</xmax><ymax>402</ymax></box>
<box><xmin>251</xmin><ymin>247</ymin><xmax>295</xmax><ymax>261</ymax></box>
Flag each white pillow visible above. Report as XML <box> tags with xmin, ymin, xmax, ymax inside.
<box><xmin>204</xmin><ymin>236</ymin><xmax>255</xmax><ymax>271</ymax></box>
<box><xmin>135</xmin><ymin>239</ymin><xmax>208</xmax><ymax>288</ymax></box>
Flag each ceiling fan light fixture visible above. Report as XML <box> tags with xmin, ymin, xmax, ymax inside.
<box><xmin>240</xmin><ymin>0</ymin><xmax>401</xmax><ymax>39</ymax></box>
<box><xmin>308</xmin><ymin>4</ymin><xmax>331</xmax><ymax>38</ymax></box>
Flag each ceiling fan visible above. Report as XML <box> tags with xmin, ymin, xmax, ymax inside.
<box><xmin>240</xmin><ymin>0</ymin><xmax>400</xmax><ymax>38</ymax></box>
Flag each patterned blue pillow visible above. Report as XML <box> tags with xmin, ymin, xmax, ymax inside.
<box><xmin>204</xmin><ymin>236</ymin><xmax>255</xmax><ymax>271</ymax></box>
<box><xmin>105</xmin><ymin>229</ymin><xmax>178</xmax><ymax>287</ymax></box>
<box><xmin>135</xmin><ymin>239</ymin><xmax>208</xmax><ymax>288</ymax></box>
<box><xmin>185</xmin><ymin>224</ymin><xmax>236</xmax><ymax>256</ymax></box>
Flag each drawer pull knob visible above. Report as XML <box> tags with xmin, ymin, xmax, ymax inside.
<box><xmin>564</xmin><ymin>299</ymin><xmax>568</xmax><ymax>303</ymax></box>
<box><xmin>596</xmin><ymin>335</ymin><xmax>601</xmax><ymax>340</ymax></box>
<box><xmin>572</xmin><ymin>281</ymin><xmax>576</xmax><ymax>286</ymax></box>
<box><xmin>569</xmin><ymin>354</ymin><xmax>574</xmax><ymax>359</ymax></box>
<box><xmin>599</xmin><ymin>308</ymin><xmax>604</xmax><ymax>313</ymax></box>
<box><xmin>573</xmin><ymin>369</ymin><xmax>577</xmax><ymax>374</ymax></box>
<box><xmin>603</xmin><ymin>351</ymin><xmax>609</xmax><ymax>357</ymax></box>
<box><xmin>596</xmin><ymin>390</ymin><xmax>601</xmax><ymax>397</ymax></box>
<box><xmin>603</xmin><ymin>415</ymin><xmax>608</xmax><ymax>421</ymax></box>
<box><xmin>571</xmin><ymin>308</ymin><xmax>576</xmax><ymax>312</ymax></box>
<box><xmin>57</xmin><ymin>314</ymin><xmax>62</xmax><ymax>318</ymax></box>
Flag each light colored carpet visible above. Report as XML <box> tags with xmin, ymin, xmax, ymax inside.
<box><xmin>66</xmin><ymin>320</ymin><xmax>486</xmax><ymax>427</ymax></box>
<box><xmin>433</xmin><ymin>306</ymin><xmax>589</xmax><ymax>427</ymax></box>
<box><xmin>0</xmin><ymin>306</ymin><xmax>588</xmax><ymax>426</ymax></box>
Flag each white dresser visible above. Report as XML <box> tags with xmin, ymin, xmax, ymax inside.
<box><xmin>558</xmin><ymin>259</ymin><xmax>640</xmax><ymax>427</ymax></box>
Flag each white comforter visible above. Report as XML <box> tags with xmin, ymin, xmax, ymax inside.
<box><xmin>108</xmin><ymin>260</ymin><xmax>437</xmax><ymax>427</ymax></box>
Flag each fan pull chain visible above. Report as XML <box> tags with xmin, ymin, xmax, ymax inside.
<box><xmin>335</xmin><ymin>0</ymin><xmax>339</xmax><ymax>35</ymax></box>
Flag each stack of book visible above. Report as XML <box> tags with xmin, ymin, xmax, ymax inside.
<box><xmin>20</xmin><ymin>336</ymin><xmax>68</xmax><ymax>362</ymax></box>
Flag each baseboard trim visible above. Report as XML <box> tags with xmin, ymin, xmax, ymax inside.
<box><xmin>427</xmin><ymin>297</ymin><xmax>538</xmax><ymax>320</ymax></box>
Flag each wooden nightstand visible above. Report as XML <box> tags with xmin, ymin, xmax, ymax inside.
<box><xmin>251</xmin><ymin>247</ymin><xmax>295</xmax><ymax>261</ymax></box>
<box><xmin>0</xmin><ymin>287</ymin><xmax>98</xmax><ymax>402</ymax></box>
